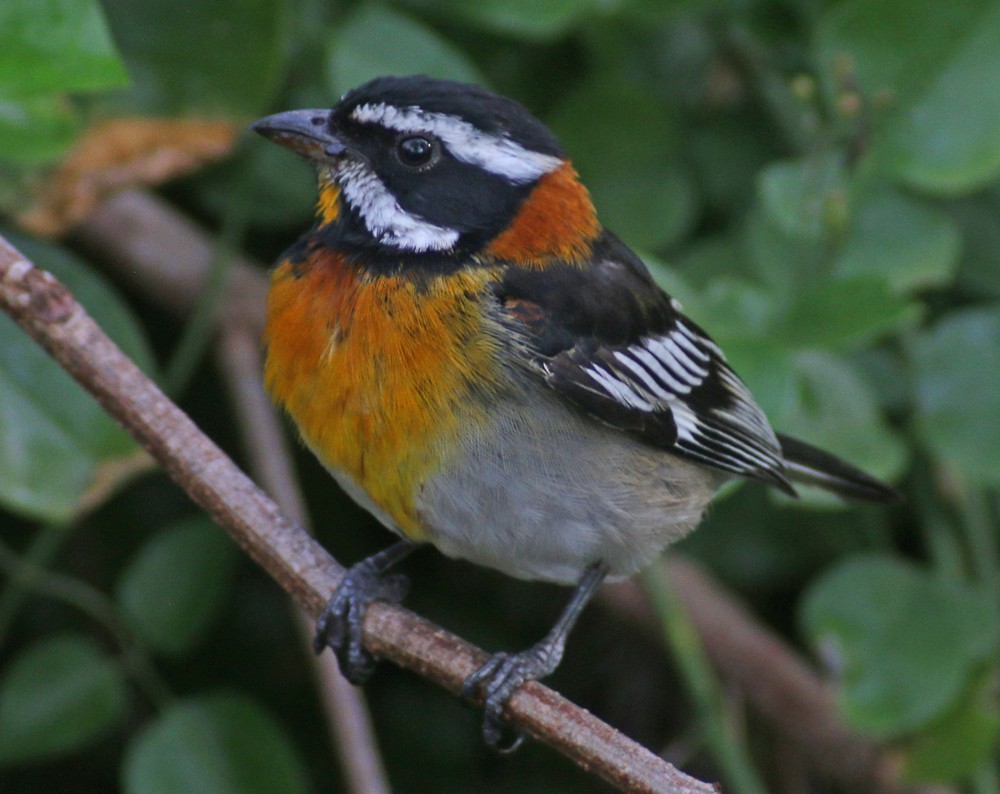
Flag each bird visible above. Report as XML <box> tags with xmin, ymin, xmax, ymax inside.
<box><xmin>251</xmin><ymin>75</ymin><xmax>898</xmax><ymax>751</ymax></box>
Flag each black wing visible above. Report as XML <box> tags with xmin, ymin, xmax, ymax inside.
<box><xmin>496</xmin><ymin>230</ymin><xmax>794</xmax><ymax>493</ymax></box>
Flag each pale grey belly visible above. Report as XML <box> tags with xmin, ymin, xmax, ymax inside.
<box><xmin>415</xmin><ymin>394</ymin><xmax>718</xmax><ymax>585</ymax></box>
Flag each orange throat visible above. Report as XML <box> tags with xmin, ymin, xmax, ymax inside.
<box><xmin>316</xmin><ymin>175</ymin><xmax>341</xmax><ymax>226</ymax></box>
<box><xmin>263</xmin><ymin>248</ymin><xmax>503</xmax><ymax>538</ymax></box>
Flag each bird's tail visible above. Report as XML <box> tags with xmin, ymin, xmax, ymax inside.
<box><xmin>777</xmin><ymin>433</ymin><xmax>902</xmax><ymax>504</ymax></box>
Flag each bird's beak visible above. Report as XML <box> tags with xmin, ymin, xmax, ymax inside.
<box><xmin>251</xmin><ymin>109</ymin><xmax>347</xmax><ymax>161</ymax></box>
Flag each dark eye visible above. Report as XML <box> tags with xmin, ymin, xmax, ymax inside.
<box><xmin>396</xmin><ymin>135</ymin><xmax>435</xmax><ymax>167</ymax></box>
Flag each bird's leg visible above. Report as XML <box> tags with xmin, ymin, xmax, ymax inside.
<box><xmin>314</xmin><ymin>539</ymin><xmax>417</xmax><ymax>684</ymax></box>
<box><xmin>461</xmin><ymin>561</ymin><xmax>610</xmax><ymax>752</ymax></box>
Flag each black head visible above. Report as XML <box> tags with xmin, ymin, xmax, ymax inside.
<box><xmin>252</xmin><ymin>76</ymin><xmax>571</xmax><ymax>260</ymax></box>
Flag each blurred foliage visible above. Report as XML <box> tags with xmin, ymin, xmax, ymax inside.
<box><xmin>2</xmin><ymin>0</ymin><xmax>1000</xmax><ymax>791</ymax></box>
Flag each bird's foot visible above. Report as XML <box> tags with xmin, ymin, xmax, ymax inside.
<box><xmin>461</xmin><ymin>640</ymin><xmax>563</xmax><ymax>753</ymax></box>
<box><xmin>314</xmin><ymin>549</ymin><xmax>411</xmax><ymax>684</ymax></box>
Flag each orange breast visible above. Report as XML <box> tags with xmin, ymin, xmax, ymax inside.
<box><xmin>263</xmin><ymin>249</ymin><xmax>504</xmax><ymax>538</ymax></box>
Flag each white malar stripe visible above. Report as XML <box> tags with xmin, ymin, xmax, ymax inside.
<box><xmin>351</xmin><ymin>103</ymin><xmax>562</xmax><ymax>184</ymax></box>
<box><xmin>338</xmin><ymin>161</ymin><xmax>459</xmax><ymax>252</ymax></box>
<box><xmin>585</xmin><ymin>365</ymin><xmax>654</xmax><ymax>411</ymax></box>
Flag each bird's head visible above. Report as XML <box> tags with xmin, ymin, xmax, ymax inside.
<box><xmin>252</xmin><ymin>75</ymin><xmax>599</xmax><ymax>267</ymax></box>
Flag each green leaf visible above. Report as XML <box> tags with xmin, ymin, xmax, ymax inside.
<box><xmin>774</xmin><ymin>351</ymin><xmax>906</xmax><ymax>486</ymax></box>
<box><xmin>549</xmin><ymin>80</ymin><xmax>695</xmax><ymax>250</ymax></box>
<box><xmin>691</xmin><ymin>277</ymin><xmax>779</xmax><ymax>343</ymax></box>
<box><xmin>851</xmin><ymin>346</ymin><xmax>911</xmax><ymax>414</ymax></box>
<box><xmin>686</xmin><ymin>116</ymin><xmax>779</xmax><ymax>220</ymax></box>
<box><xmin>195</xmin><ymin>140</ymin><xmax>317</xmax><ymax>229</ymax></box>
<box><xmin>773</xmin><ymin>276</ymin><xmax>920</xmax><ymax>350</ymax></box>
<box><xmin>122</xmin><ymin>693</ymin><xmax>309</xmax><ymax>794</ymax></box>
<box><xmin>117</xmin><ymin>518</ymin><xmax>237</xmax><ymax>657</ymax></box>
<box><xmin>834</xmin><ymin>189</ymin><xmax>960</xmax><ymax>292</ymax></box>
<box><xmin>801</xmin><ymin>555</ymin><xmax>1000</xmax><ymax>737</ymax></box>
<box><xmin>818</xmin><ymin>0</ymin><xmax>1000</xmax><ymax>194</ymax></box>
<box><xmin>758</xmin><ymin>152</ymin><xmax>849</xmax><ymax>241</ymax></box>
<box><xmin>951</xmin><ymin>189</ymin><xmax>1000</xmax><ymax>299</ymax></box>
<box><xmin>9</xmin><ymin>233</ymin><xmax>155</xmax><ymax>379</ymax></box>
<box><xmin>101</xmin><ymin>0</ymin><xmax>288</xmax><ymax>115</ymax></box>
<box><xmin>742</xmin><ymin>206</ymin><xmax>834</xmax><ymax>300</ymax></box>
<box><xmin>672</xmin><ymin>234</ymin><xmax>754</xmax><ymax>290</ymax></box>
<box><xmin>0</xmin><ymin>0</ymin><xmax>128</xmax><ymax>97</ymax></box>
<box><xmin>902</xmin><ymin>673</ymin><xmax>1000</xmax><ymax>784</ymax></box>
<box><xmin>643</xmin><ymin>250</ymin><xmax>706</xmax><ymax>319</ymax></box>
<box><xmin>405</xmin><ymin>0</ymin><xmax>600</xmax><ymax>40</ymax></box>
<box><xmin>910</xmin><ymin>305</ymin><xmax>1000</xmax><ymax>485</ymax></box>
<box><xmin>0</xmin><ymin>634</ymin><xmax>127</xmax><ymax>765</ymax></box>
<box><xmin>0</xmin><ymin>96</ymin><xmax>79</xmax><ymax>165</ymax></box>
<box><xmin>328</xmin><ymin>5</ymin><xmax>486</xmax><ymax>98</ymax></box>
<box><xmin>679</xmin><ymin>486</ymin><xmax>890</xmax><ymax>592</ymax></box>
<box><xmin>0</xmin><ymin>232</ymin><xmax>155</xmax><ymax>521</ymax></box>
<box><xmin>718</xmin><ymin>337</ymin><xmax>799</xmax><ymax>424</ymax></box>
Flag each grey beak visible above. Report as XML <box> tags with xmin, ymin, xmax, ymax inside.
<box><xmin>251</xmin><ymin>109</ymin><xmax>347</xmax><ymax>160</ymax></box>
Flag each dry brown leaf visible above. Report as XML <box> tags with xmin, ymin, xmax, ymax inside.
<box><xmin>18</xmin><ymin>117</ymin><xmax>239</xmax><ymax>236</ymax></box>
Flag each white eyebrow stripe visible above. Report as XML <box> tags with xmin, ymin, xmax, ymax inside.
<box><xmin>351</xmin><ymin>102</ymin><xmax>563</xmax><ymax>184</ymax></box>
<box><xmin>338</xmin><ymin>161</ymin><xmax>459</xmax><ymax>252</ymax></box>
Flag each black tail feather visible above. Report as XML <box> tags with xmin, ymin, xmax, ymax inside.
<box><xmin>777</xmin><ymin>433</ymin><xmax>902</xmax><ymax>504</ymax></box>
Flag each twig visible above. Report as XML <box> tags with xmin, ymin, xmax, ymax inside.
<box><xmin>73</xmin><ymin>190</ymin><xmax>266</xmax><ymax>335</ymax></box>
<box><xmin>216</xmin><ymin>324</ymin><xmax>392</xmax><ymax>794</ymax></box>
<box><xmin>641</xmin><ymin>565</ymin><xmax>767</xmax><ymax>794</ymax></box>
<box><xmin>602</xmin><ymin>559</ymin><xmax>955</xmax><ymax>794</ymax></box>
<box><xmin>0</xmin><ymin>521</ymin><xmax>72</xmax><ymax>644</ymax></box>
<box><xmin>80</xmin><ymin>186</ymin><xmax>392</xmax><ymax>794</ymax></box>
<box><xmin>0</xmin><ymin>538</ymin><xmax>173</xmax><ymax>709</ymax></box>
<box><xmin>1</xmin><ymin>232</ymin><xmax>716</xmax><ymax>794</ymax></box>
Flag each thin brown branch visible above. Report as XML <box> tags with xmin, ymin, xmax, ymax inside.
<box><xmin>216</xmin><ymin>325</ymin><xmax>392</xmax><ymax>794</ymax></box>
<box><xmin>74</xmin><ymin>189</ymin><xmax>267</xmax><ymax>332</ymax></box>
<box><xmin>601</xmin><ymin>560</ymin><xmax>954</xmax><ymax>794</ymax></box>
<box><xmin>78</xmin><ymin>185</ymin><xmax>390</xmax><ymax>792</ymax></box>
<box><xmin>0</xmin><ymin>232</ymin><xmax>716</xmax><ymax>794</ymax></box>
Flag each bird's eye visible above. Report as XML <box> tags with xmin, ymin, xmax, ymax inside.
<box><xmin>396</xmin><ymin>135</ymin><xmax>435</xmax><ymax>168</ymax></box>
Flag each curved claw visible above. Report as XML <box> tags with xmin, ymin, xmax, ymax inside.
<box><xmin>462</xmin><ymin>647</ymin><xmax>556</xmax><ymax>752</ymax></box>
<box><xmin>460</xmin><ymin>652</ymin><xmax>509</xmax><ymax>702</ymax></box>
<box><xmin>460</xmin><ymin>563</ymin><xmax>610</xmax><ymax>752</ymax></box>
<box><xmin>313</xmin><ymin>544</ymin><xmax>414</xmax><ymax>684</ymax></box>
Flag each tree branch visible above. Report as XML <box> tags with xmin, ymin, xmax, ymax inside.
<box><xmin>0</xmin><ymin>232</ymin><xmax>716</xmax><ymax>794</ymax></box>
<box><xmin>602</xmin><ymin>562</ymin><xmax>953</xmax><ymax>794</ymax></box>
<box><xmin>216</xmin><ymin>324</ymin><xmax>392</xmax><ymax>794</ymax></box>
